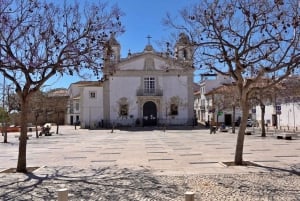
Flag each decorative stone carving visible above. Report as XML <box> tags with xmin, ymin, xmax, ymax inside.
<box><xmin>170</xmin><ymin>96</ymin><xmax>180</xmax><ymax>116</ymax></box>
<box><xmin>118</xmin><ymin>97</ymin><xmax>128</xmax><ymax>118</ymax></box>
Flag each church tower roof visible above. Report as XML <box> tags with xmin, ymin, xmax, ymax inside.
<box><xmin>177</xmin><ymin>32</ymin><xmax>191</xmax><ymax>45</ymax></box>
<box><xmin>108</xmin><ymin>33</ymin><xmax>120</xmax><ymax>46</ymax></box>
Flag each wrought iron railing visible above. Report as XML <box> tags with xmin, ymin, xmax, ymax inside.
<box><xmin>136</xmin><ymin>88</ymin><xmax>163</xmax><ymax>96</ymax></box>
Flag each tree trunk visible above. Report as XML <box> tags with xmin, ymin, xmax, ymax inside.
<box><xmin>2</xmin><ymin>112</ymin><xmax>8</xmax><ymax>143</ymax></box>
<box><xmin>35</xmin><ymin>124</ymin><xmax>39</xmax><ymax>138</ymax></box>
<box><xmin>234</xmin><ymin>100</ymin><xmax>249</xmax><ymax>165</ymax></box>
<box><xmin>17</xmin><ymin>99</ymin><xmax>29</xmax><ymax>173</ymax></box>
<box><xmin>260</xmin><ymin>104</ymin><xmax>266</xmax><ymax>137</ymax></box>
<box><xmin>2</xmin><ymin>113</ymin><xmax>9</xmax><ymax>143</ymax></box>
<box><xmin>56</xmin><ymin>112</ymin><xmax>59</xmax><ymax>134</ymax></box>
<box><xmin>3</xmin><ymin>122</ymin><xmax>8</xmax><ymax>143</ymax></box>
<box><xmin>231</xmin><ymin>104</ymin><xmax>236</xmax><ymax>133</ymax></box>
<box><xmin>35</xmin><ymin>114</ymin><xmax>39</xmax><ymax>138</ymax></box>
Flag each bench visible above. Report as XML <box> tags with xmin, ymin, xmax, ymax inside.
<box><xmin>275</xmin><ymin>133</ymin><xmax>297</xmax><ymax>140</ymax></box>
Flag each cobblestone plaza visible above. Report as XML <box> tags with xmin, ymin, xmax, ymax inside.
<box><xmin>0</xmin><ymin>126</ymin><xmax>299</xmax><ymax>200</ymax></box>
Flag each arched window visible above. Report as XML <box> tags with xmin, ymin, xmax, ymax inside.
<box><xmin>183</xmin><ymin>49</ymin><xmax>188</xmax><ymax>60</ymax></box>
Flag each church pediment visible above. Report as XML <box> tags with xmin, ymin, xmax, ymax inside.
<box><xmin>116</xmin><ymin>52</ymin><xmax>186</xmax><ymax>71</ymax></box>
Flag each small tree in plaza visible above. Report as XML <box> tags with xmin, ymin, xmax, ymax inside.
<box><xmin>0</xmin><ymin>107</ymin><xmax>10</xmax><ymax>143</ymax></box>
<box><xmin>0</xmin><ymin>0</ymin><xmax>124</xmax><ymax>172</ymax></box>
<box><xmin>164</xmin><ymin>0</ymin><xmax>300</xmax><ymax>165</ymax></box>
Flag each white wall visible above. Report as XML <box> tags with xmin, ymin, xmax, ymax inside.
<box><xmin>109</xmin><ymin>76</ymin><xmax>140</xmax><ymax>125</ymax></box>
<box><xmin>119</xmin><ymin>59</ymin><xmax>145</xmax><ymax>70</ymax></box>
<box><xmin>81</xmin><ymin>87</ymin><xmax>103</xmax><ymax>128</ymax></box>
<box><xmin>68</xmin><ymin>84</ymin><xmax>81</xmax><ymax>98</ymax></box>
<box><xmin>256</xmin><ymin>102</ymin><xmax>300</xmax><ymax>128</ymax></box>
<box><xmin>66</xmin><ymin>84</ymin><xmax>81</xmax><ymax>125</ymax></box>
<box><xmin>161</xmin><ymin>75</ymin><xmax>190</xmax><ymax>124</ymax></box>
<box><xmin>119</xmin><ymin>56</ymin><xmax>172</xmax><ymax>71</ymax></box>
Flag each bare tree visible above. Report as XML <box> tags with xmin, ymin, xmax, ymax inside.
<box><xmin>0</xmin><ymin>0</ymin><xmax>124</xmax><ymax>172</ymax></box>
<box><xmin>29</xmin><ymin>90</ymin><xmax>46</xmax><ymax>138</ymax></box>
<box><xmin>165</xmin><ymin>0</ymin><xmax>300</xmax><ymax>165</ymax></box>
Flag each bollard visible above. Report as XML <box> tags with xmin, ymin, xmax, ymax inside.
<box><xmin>57</xmin><ymin>188</ymin><xmax>68</xmax><ymax>201</ymax></box>
<box><xmin>185</xmin><ymin>191</ymin><xmax>195</xmax><ymax>201</ymax></box>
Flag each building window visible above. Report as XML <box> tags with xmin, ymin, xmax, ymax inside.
<box><xmin>144</xmin><ymin>77</ymin><xmax>155</xmax><ymax>94</ymax></box>
<box><xmin>75</xmin><ymin>102</ymin><xmax>79</xmax><ymax>111</ymax></box>
<box><xmin>69</xmin><ymin>101</ymin><xmax>74</xmax><ymax>113</ymax></box>
<box><xmin>89</xmin><ymin>91</ymin><xmax>96</xmax><ymax>98</ymax></box>
<box><xmin>201</xmin><ymin>99</ymin><xmax>205</xmax><ymax>107</ymax></box>
<box><xmin>201</xmin><ymin>87</ymin><xmax>205</xmax><ymax>94</ymax></box>
<box><xmin>183</xmin><ymin>49</ymin><xmax>188</xmax><ymax>60</ymax></box>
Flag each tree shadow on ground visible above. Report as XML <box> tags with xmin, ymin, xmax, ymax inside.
<box><xmin>0</xmin><ymin>165</ymin><xmax>188</xmax><ymax>201</ymax></box>
<box><xmin>250</xmin><ymin>162</ymin><xmax>300</xmax><ymax>176</ymax></box>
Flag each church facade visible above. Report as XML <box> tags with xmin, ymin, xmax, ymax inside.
<box><xmin>66</xmin><ymin>34</ymin><xmax>195</xmax><ymax>128</ymax></box>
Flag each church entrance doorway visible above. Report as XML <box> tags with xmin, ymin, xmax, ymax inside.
<box><xmin>143</xmin><ymin>101</ymin><xmax>157</xmax><ymax>126</ymax></box>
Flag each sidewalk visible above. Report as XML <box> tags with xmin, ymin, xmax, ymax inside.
<box><xmin>0</xmin><ymin>126</ymin><xmax>299</xmax><ymax>200</ymax></box>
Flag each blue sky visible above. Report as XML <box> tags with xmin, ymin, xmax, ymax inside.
<box><xmin>46</xmin><ymin>0</ymin><xmax>198</xmax><ymax>90</ymax></box>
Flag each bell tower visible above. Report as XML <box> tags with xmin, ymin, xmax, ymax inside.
<box><xmin>175</xmin><ymin>33</ymin><xmax>193</xmax><ymax>62</ymax></box>
<box><xmin>108</xmin><ymin>33</ymin><xmax>121</xmax><ymax>63</ymax></box>
<box><xmin>103</xmin><ymin>33</ymin><xmax>120</xmax><ymax>78</ymax></box>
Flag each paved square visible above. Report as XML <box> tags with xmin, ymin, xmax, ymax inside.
<box><xmin>0</xmin><ymin>126</ymin><xmax>299</xmax><ymax>200</ymax></box>
<box><xmin>1</xmin><ymin>126</ymin><xmax>299</xmax><ymax>175</ymax></box>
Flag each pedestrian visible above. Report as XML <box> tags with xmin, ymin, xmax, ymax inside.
<box><xmin>75</xmin><ymin>120</ymin><xmax>80</xmax><ymax>130</ymax></box>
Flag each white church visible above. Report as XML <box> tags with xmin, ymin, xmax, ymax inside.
<box><xmin>66</xmin><ymin>34</ymin><xmax>195</xmax><ymax>128</ymax></box>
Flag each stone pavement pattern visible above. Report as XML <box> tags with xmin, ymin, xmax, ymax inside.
<box><xmin>0</xmin><ymin>126</ymin><xmax>299</xmax><ymax>200</ymax></box>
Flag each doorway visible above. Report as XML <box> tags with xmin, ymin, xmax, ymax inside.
<box><xmin>224</xmin><ymin>114</ymin><xmax>232</xmax><ymax>126</ymax></box>
<box><xmin>143</xmin><ymin>101</ymin><xmax>157</xmax><ymax>126</ymax></box>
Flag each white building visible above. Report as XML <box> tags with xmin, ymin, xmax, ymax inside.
<box><xmin>66</xmin><ymin>81</ymin><xmax>98</xmax><ymax>125</ymax></box>
<box><xmin>255</xmin><ymin>100</ymin><xmax>300</xmax><ymax>129</ymax></box>
<box><xmin>66</xmin><ymin>34</ymin><xmax>195</xmax><ymax>128</ymax></box>
<box><xmin>253</xmin><ymin>76</ymin><xmax>300</xmax><ymax>129</ymax></box>
<box><xmin>196</xmin><ymin>73</ymin><xmax>241</xmax><ymax>126</ymax></box>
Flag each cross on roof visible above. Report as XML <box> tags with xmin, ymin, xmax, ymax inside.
<box><xmin>146</xmin><ymin>35</ymin><xmax>152</xmax><ymax>45</ymax></box>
